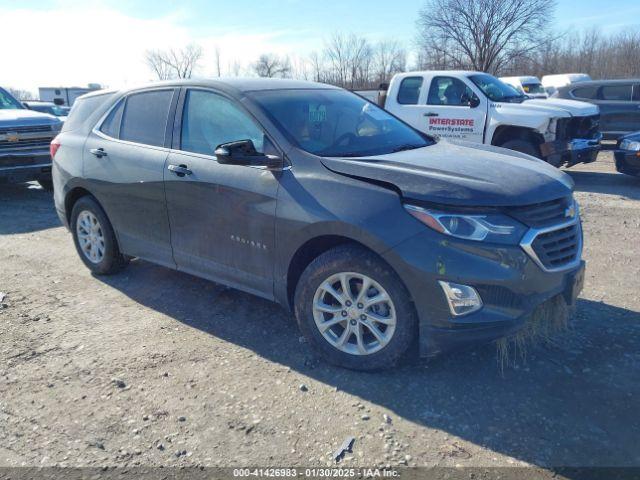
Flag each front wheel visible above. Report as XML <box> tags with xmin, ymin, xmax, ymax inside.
<box><xmin>70</xmin><ymin>196</ymin><xmax>129</xmax><ymax>275</ymax></box>
<box><xmin>499</xmin><ymin>138</ymin><xmax>541</xmax><ymax>159</ymax></box>
<box><xmin>294</xmin><ymin>245</ymin><xmax>417</xmax><ymax>371</ymax></box>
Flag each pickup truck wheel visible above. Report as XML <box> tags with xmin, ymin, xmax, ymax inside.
<box><xmin>70</xmin><ymin>196</ymin><xmax>129</xmax><ymax>275</ymax></box>
<box><xmin>500</xmin><ymin>138</ymin><xmax>541</xmax><ymax>158</ymax></box>
<box><xmin>294</xmin><ymin>245</ymin><xmax>417</xmax><ymax>371</ymax></box>
<box><xmin>37</xmin><ymin>179</ymin><xmax>54</xmax><ymax>191</ymax></box>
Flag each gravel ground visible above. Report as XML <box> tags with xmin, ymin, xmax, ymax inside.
<box><xmin>0</xmin><ymin>151</ymin><xmax>639</xmax><ymax>471</ymax></box>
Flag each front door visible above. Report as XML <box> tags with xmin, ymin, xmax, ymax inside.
<box><xmin>83</xmin><ymin>89</ymin><xmax>177</xmax><ymax>267</ymax></box>
<box><xmin>164</xmin><ymin>89</ymin><xmax>279</xmax><ymax>299</ymax></box>
<box><xmin>420</xmin><ymin>76</ymin><xmax>486</xmax><ymax>143</ymax></box>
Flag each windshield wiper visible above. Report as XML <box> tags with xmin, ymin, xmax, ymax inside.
<box><xmin>391</xmin><ymin>144</ymin><xmax>424</xmax><ymax>153</ymax></box>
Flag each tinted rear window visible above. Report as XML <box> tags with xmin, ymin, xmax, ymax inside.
<box><xmin>99</xmin><ymin>99</ymin><xmax>125</xmax><ymax>139</ymax></box>
<box><xmin>62</xmin><ymin>93</ymin><xmax>114</xmax><ymax>132</ymax></box>
<box><xmin>397</xmin><ymin>77</ymin><xmax>423</xmax><ymax>105</ymax></box>
<box><xmin>600</xmin><ymin>84</ymin><xmax>632</xmax><ymax>101</ymax></box>
<box><xmin>572</xmin><ymin>86</ymin><xmax>598</xmax><ymax>99</ymax></box>
<box><xmin>120</xmin><ymin>90</ymin><xmax>174</xmax><ymax>147</ymax></box>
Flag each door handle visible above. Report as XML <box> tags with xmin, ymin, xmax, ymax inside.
<box><xmin>424</xmin><ymin>112</ymin><xmax>439</xmax><ymax>117</ymax></box>
<box><xmin>90</xmin><ymin>148</ymin><xmax>108</xmax><ymax>158</ymax></box>
<box><xmin>168</xmin><ymin>164</ymin><xmax>192</xmax><ymax>177</ymax></box>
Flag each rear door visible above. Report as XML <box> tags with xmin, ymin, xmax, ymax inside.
<box><xmin>83</xmin><ymin>88</ymin><xmax>177</xmax><ymax>267</ymax></box>
<box><xmin>411</xmin><ymin>75</ymin><xmax>486</xmax><ymax>143</ymax></box>
<box><xmin>163</xmin><ymin>88</ymin><xmax>279</xmax><ymax>299</ymax></box>
<box><xmin>592</xmin><ymin>83</ymin><xmax>636</xmax><ymax>137</ymax></box>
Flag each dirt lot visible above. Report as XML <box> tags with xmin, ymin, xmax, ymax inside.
<box><xmin>1</xmin><ymin>151</ymin><xmax>639</xmax><ymax>471</ymax></box>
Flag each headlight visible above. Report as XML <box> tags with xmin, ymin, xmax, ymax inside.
<box><xmin>620</xmin><ymin>139</ymin><xmax>640</xmax><ymax>151</ymax></box>
<box><xmin>404</xmin><ymin>204</ymin><xmax>527</xmax><ymax>244</ymax></box>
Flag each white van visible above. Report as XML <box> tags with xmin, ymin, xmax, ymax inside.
<box><xmin>500</xmin><ymin>76</ymin><xmax>548</xmax><ymax>99</ymax></box>
<box><xmin>541</xmin><ymin>74</ymin><xmax>592</xmax><ymax>97</ymax></box>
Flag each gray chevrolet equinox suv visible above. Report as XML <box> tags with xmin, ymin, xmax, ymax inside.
<box><xmin>52</xmin><ymin>79</ymin><xmax>585</xmax><ymax>370</ymax></box>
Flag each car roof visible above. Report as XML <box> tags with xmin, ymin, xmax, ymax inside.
<box><xmin>394</xmin><ymin>70</ymin><xmax>482</xmax><ymax>78</ymax></box>
<box><xmin>115</xmin><ymin>78</ymin><xmax>340</xmax><ymax>97</ymax></box>
<box><xmin>24</xmin><ymin>100</ymin><xmax>55</xmax><ymax>106</ymax></box>
<box><xmin>565</xmin><ymin>79</ymin><xmax>640</xmax><ymax>87</ymax></box>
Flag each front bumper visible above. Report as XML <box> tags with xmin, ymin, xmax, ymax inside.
<box><xmin>540</xmin><ymin>135</ymin><xmax>602</xmax><ymax>167</ymax></box>
<box><xmin>614</xmin><ymin>150</ymin><xmax>640</xmax><ymax>177</ymax></box>
<box><xmin>0</xmin><ymin>150</ymin><xmax>52</xmax><ymax>184</ymax></box>
<box><xmin>383</xmin><ymin>229</ymin><xmax>585</xmax><ymax>357</ymax></box>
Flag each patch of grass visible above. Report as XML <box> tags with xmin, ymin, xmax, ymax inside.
<box><xmin>496</xmin><ymin>296</ymin><xmax>573</xmax><ymax>372</ymax></box>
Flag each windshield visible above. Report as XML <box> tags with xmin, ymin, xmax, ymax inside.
<box><xmin>522</xmin><ymin>82</ymin><xmax>546</xmax><ymax>95</ymax></box>
<box><xmin>0</xmin><ymin>88</ymin><xmax>24</xmax><ymax>110</ymax></box>
<box><xmin>249</xmin><ymin>89</ymin><xmax>433</xmax><ymax>157</ymax></box>
<box><xmin>469</xmin><ymin>74</ymin><xmax>526</xmax><ymax>103</ymax></box>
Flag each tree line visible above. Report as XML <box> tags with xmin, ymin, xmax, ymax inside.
<box><xmin>143</xmin><ymin>0</ymin><xmax>640</xmax><ymax>89</ymax></box>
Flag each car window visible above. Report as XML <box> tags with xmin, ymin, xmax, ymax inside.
<box><xmin>99</xmin><ymin>100</ymin><xmax>125</xmax><ymax>139</ymax></box>
<box><xmin>600</xmin><ymin>84</ymin><xmax>632</xmax><ymax>101</ymax></box>
<box><xmin>427</xmin><ymin>76</ymin><xmax>477</xmax><ymax>106</ymax></box>
<box><xmin>397</xmin><ymin>77</ymin><xmax>423</xmax><ymax>105</ymax></box>
<box><xmin>469</xmin><ymin>74</ymin><xmax>525</xmax><ymax>103</ymax></box>
<box><xmin>62</xmin><ymin>93</ymin><xmax>114</xmax><ymax>132</ymax></box>
<box><xmin>119</xmin><ymin>90</ymin><xmax>173</xmax><ymax>147</ymax></box>
<box><xmin>181</xmin><ymin>90</ymin><xmax>265</xmax><ymax>156</ymax></box>
<box><xmin>572</xmin><ymin>86</ymin><xmax>598</xmax><ymax>99</ymax></box>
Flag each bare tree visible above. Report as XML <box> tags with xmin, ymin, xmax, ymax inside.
<box><xmin>7</xmin><ymin>87</ymin><xmax>34</xmax><ymax>101</ymax></box>
<box><xmin>373</xmin><ymin>40</ymin><xmax>406</xmax><ymax>85</ymax></box>
<box><xmin>253</xmin><ymin>54</ymin><xmax>291</xmax><ymax>78</ymax></box>
<box><xmin>144</xmin><ymin>43</ymin><xmax>203</xmax><ymax>80</ymax></box>
<box><xmin>416</xmin><ymin>0</ymin><xmax>556</xmax><ymax>74</ymax></box>
<box><xmin>323</xmin><ymin>33</ymin><xmax>374</xmax><ymax>89</ymax></box>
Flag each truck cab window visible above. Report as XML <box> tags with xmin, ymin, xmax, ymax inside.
<box><xmin>427</xmin><ymin>77</ymin><xmax>477</xmax><ymax>106</ymax></box>
<box><xmin>397</xmin><ymin>77</ymin><xmax>423</xmax><ymax>105</ymax></box>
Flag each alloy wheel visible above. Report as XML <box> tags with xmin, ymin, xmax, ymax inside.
<box><xmin>76</xmin><ymin>210</ymin><xmax>105</xmax><ymax>264</ymax></box>
<box><xmin>312</xmin><ymin>272</ymin><xmax>397</xmax><ymax>356</ymax></box>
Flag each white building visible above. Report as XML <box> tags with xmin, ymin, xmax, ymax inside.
<box><xmin>38</xmin><ymin>84</ymin><xmax>103</xmax><ymax>106</ymax></box>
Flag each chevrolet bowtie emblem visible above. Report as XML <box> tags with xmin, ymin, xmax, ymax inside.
<box><xmin>565</xmin><ymin>205</ymin><xmax>576</xmax><ymax>219</ymax></box>
<box><xmin>6</xmin><ymin>133</ymin><xmax>19</xmax><ymax>142</ymax></box>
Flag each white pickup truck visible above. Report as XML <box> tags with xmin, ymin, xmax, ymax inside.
<box><xmin>380</xmin><ymin>71</ymin><xmax>602</xmax><ymax>167</ymax></box>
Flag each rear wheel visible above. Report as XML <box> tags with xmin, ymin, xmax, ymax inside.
<box><xmin>294</xmin><ymin>245</ymin><xmax>417</xmax><ymax>371</ymax></box>
<box><xmin>500</xmin><ymin>138</ymin><xmax>541</xmax><ymax>158</ymax></box>
<box><xmin>70</xmin><ymin>196</ymin><xmax>129</xmax><ymax>275</ymax></box>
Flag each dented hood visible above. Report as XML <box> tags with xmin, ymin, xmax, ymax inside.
<box><xmin>320</xmin><ymin>140</ymin><xmax>574</xmax><ymax>207</ymax></box>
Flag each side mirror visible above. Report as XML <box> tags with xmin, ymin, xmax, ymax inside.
<box><xmin>214</xmin><ymin>139</ymin><xmax>283</xmax><ymax>170</ymax></box>
<box><xmin>469</xmin><ymin>96</ymin><xmax>481</xmax><ymax>108</ymax></box>
<box><xmin>53</xmin><ymin>98</ymin><xmax>65</xmax><ymax>106</ymax></box>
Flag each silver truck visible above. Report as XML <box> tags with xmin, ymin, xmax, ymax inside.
<box><xmin>1</xmin><ymin>87</ymin><xmax>62</xmax><ymax>190</ymax></box>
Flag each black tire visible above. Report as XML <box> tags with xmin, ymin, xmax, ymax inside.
<box><xmin>37</xmin><ymin>178</ymin><xmax>54</xmax><ymax>191</ymax></box>
<box><xmin>500</xmin><ymin>138</ymin><xmax>541</xmax><ymax>158</ymax></box>
<box><xmin>294</xmin><ymin>245</ymin><xmax>417</xmax><ymax>371</ymax></box>
<box><xmin>70</xmin><ymin>196</ymin><xmax>129</xmax><ymax>275</ymax></box>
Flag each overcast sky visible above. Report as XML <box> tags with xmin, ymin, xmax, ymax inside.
<box><xmin>2</xmin><ymin>0</ymin><xmax>639</xmax><ymax>93</ymax></box>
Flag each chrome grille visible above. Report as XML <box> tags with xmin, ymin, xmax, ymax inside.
<box><xmin>531</xmin><ymin>223</ymin><xmax>581</xmax><ymax>269</ymax></box>
<box><xmin>0</xmin><ymin>125</ymin><xmax>53</xmax><ymax>134</ymax></box>
<box><xmin>0</xmin><ymin>138</ymin><xmax>51</xmax><ymax>151</ymax></box>
<box><xmin>506</xmin><ymin>196</ymin><xmax>571</xmax><ymax>228</ymax></box>
<box><xmin>521</xmin><ymin>219</ymin><xmax>582</xmax><ymax>272</ymax></box>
